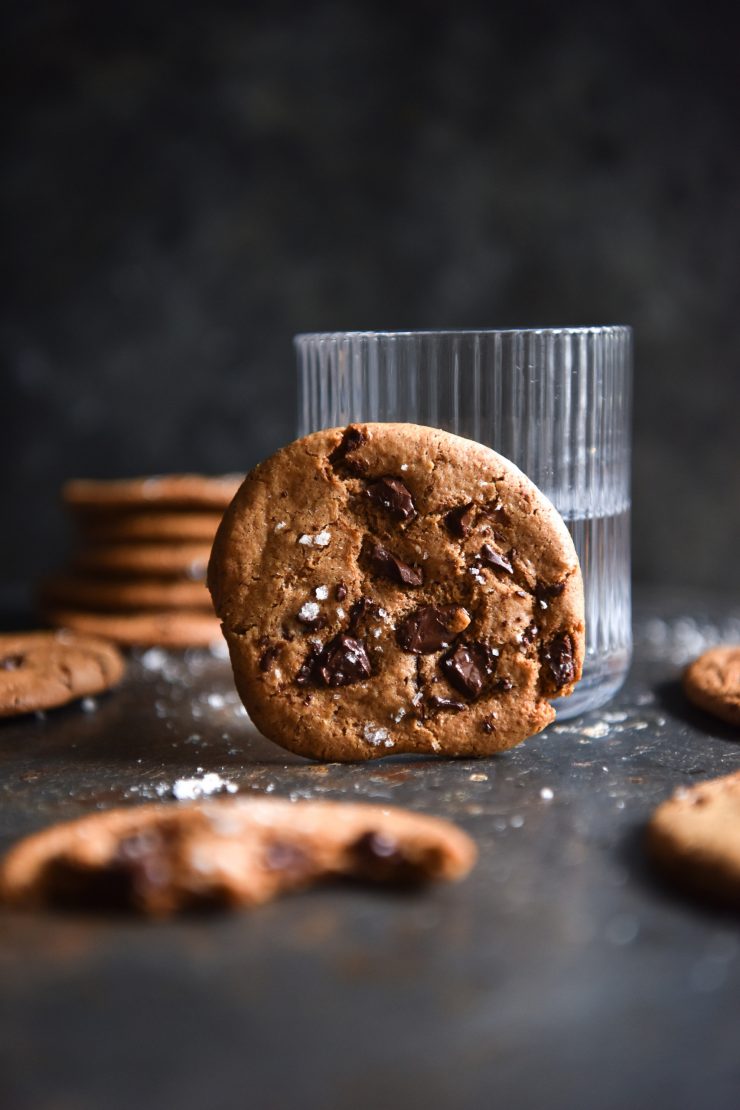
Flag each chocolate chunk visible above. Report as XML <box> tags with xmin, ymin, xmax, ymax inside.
<box><xmin>364</xmin><ymin>540</ymin><xmax>423</xmax><ymax>587</ymax></box>
<box><xmin>439</xmin><ymin>641</ymin><xmax>497</xmax><ymax>700</ymax></box>
<box><xmin>445</xmin><ymin>503</ymin><xmax>475</xmax><ymax>538</ymax></box>
<box><xmin>41</xmin><ymin>830</ymin><xmax>173</xmax><ymax>912</ymax></box>
<box><xmin>329</xmin><ymin>425</ymin><xmax>367</xmax><ymax>473</ymax></box>
<box><xmin>366</xmin><ymin>476</ymin><xmax>417</xmax><ymax>522</ymax></box>
<box><xmin>520</xmin><ymin>621</ymin><xmax>539</xmax><ymax>645</ymax></box>
<box><xmin>536</xmin><ymin>580</ymin><xmax>567</xmax><ymax>609</ymax></box>
<box><xmin>335</xmin><ymin>582</ymin><xmax>348</xmax><ymax>601</ymax></box>
<box><xmin>396</xmin><ymin>605</ymin><xmax>470</xmax><ymax>654</ymax></box>
<box><xmin>259</xmin><ymin>643</ymin><xmax>283</xmax><ymax>672</ymax></box>
<box><xmin>481</xmin><ymin>714</ymin><xmax>497</xmax><ymax>734</ymax></box>
<box><xmin>541</xmin><ymin>633</ymin><xmax>575</xmax><ymax>691</ymax></box>
<box><xmin>479</xmin><ymin>544</ymin><xmax>514</xmax><ymax>575</ymax></box>
<box><xmin>427</xmin><ymin>695</ymin><xmax>467</xmax><ymax>713</ymax></box>
<box><xmin>0</xmin><ymin>654</ymin><xmax>24</xmax><ymax>671</ymax></box>
<box><xmin>314</xmin><ymin>634</ymin><xmax>372</xmax><ymax>688</ymax></box>
<box><xmin>348</xmin><ymin>595</ymin><xmax>382</xmax><ymax>634</ymax></box>
<box><xmin>495</xmin><ymin>676</ymin><xmax>514</xmax><ymax>692</ymax></box>
<box><xmin>295</xmin><ymin>643</ymin><xmax>321</xmax><ymax>686</ymax></box>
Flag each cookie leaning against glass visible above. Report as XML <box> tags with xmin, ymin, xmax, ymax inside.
<box><xmin>208</xmin><ymin>423</ymin><xmax>585</xmax><ymax>761</ymax></box>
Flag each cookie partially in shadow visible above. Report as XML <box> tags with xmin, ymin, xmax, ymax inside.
<box><xmin>647</xmin><ymin>771</ymin><xmax>740</xmax><ymax>908</ymax></box>
<box><xmin>0</xmin><ymin>798</ymin><xmax>477</xmax><ymax>916</ymax></box>
<box><xmin>47</xmin><ymin>609</ymin><xmax>222</xmax><ymax>649</ymax></box>
<box><xmin>683</xmin><ymin>645</ymin><xmax>740</xmax><ymax>727</ymax></box>
<box><xmin>208</xmin><ymin>422</ymin><xmax>584</xmax><ymax>761</ymax></box>
<box><xmin>0</xmin><ymin>631</ymin><xmax>125</xmax><ymax>717</ymax></box>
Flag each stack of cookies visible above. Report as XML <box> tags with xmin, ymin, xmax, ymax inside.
<box><xmin>41</xmin><ymin>474</ymin><xmax>243</xmax><ymax>649</ymax></box>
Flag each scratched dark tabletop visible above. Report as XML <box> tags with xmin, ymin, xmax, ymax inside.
<box><xmin>0</xmin><ymin>588</ymin><xmax>739</xmax><ymax>1110</ymax></box>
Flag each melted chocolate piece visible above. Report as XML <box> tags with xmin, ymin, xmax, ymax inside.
<box><xmin>259</xmin><ymin>643</ymin><xmax>283</xmax><ymax>672</ymax></box>
<box><xmin>41</xmin><ymin>830</ymin><xmax>175</xmax><ymax>912</ymax></box>
<box><xmin>541</xmin><ymin>633</ymin><xmax>575</xmax><ymax>691</ymax></box>
<box><xmin>535</xmin><ymin>579</ymin><xmax>567</xmax><ymax>609</ymax></box>
<box><xmin>520</xmin><ymin>621</ymin><xmax>539</xmax><ymax>645</ymax></box>
<box><xmin>439</xmin><ymin>641</ymin><xmax>497</xmax><ymax>700</ymax></box>
<box><xmin>366</xmin><ymin>476</ymin><xmax>417</xmax><ymax>522</ymax></box>
<box><xmin>481</xmin><ymin>715</ymin><xmax>496</xmax><ymax>734</ymax></box>
<box><xmin>295</xmin><ymin>643</ymin><xmax>321</xmax><ymax>686</ymax></box>
<box><xmin>314</xmin><ymin>634</ymin><xmax>372</xmax><ymax>687</ymax></box>
<box><xmin>335</xmin><ymin>582</ymin><xmax>348</xmax><ymax>602</ymax></box>
<box><xmin>396</xmin><ymin>606</ymin><xmax>467</xmax><ymax>654</ymax></box>
<box><xmin>479</xmin><ymin>544</ymin><xmax>514</xmax><ymax>575</ymax></box>
<box><xmin>427</xmin><ymin>694</ymin><xmax>467</xmax><ymax>712</ymax></box>
<box><xmin>364</xmin><ymin>540</ymin><xmax>423</xmax><ymax>587</ymax></box>
<box><xmin>0</xmin><ymin>654</ymin><xmax>24</xmax><ymax>671</ymax></box>
<box><xmin>445</xmin><ymin>503</ymin><xmax>475</xmax><ymax>538</ymax></box>
<box><xmin>329</xmin><ymin>425</ymin><xmax>367</xmax><ymax>474</ymax></box>
<box><xmin>348</xmin><ymin>595</ymin><xmax>382</xmax><ymax>634</ymax></box>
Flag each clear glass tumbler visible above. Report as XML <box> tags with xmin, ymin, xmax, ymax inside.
<box><xmin>295</xmin><ymin>328</ymin><xmax>632</xmax><ymax>718</ymax></box>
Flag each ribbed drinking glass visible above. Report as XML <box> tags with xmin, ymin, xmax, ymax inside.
<box><xmin>296</xmin><ymin>328</ymin><xmax>632</xmax><ymax>718</ymax></box>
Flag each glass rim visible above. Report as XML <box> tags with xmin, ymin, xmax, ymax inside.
<box><xmin>294</xmin><ymin>325</ymin><xmax>632</xmax><ymax>344</ymax></box>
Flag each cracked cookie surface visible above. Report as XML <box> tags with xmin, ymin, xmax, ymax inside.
<box><xmin>0</xmin><ymin>631</ymin><xmax>125</xmax><ymax>717</ymax></box>
<box><xmin>208</xmin><ymin>423</ymin><xmax>585</xmax><ymax>761</ymax></box>
<box><xmin>0</xmin><ymin>798</ymin><xmax>476</xmax><ymax>915</ymax></box>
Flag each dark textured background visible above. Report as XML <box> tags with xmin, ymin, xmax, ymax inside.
<box><xmin>2</xmin><ymin>0</ymin><xmax>738</xmax><ymax>596</ymax></box>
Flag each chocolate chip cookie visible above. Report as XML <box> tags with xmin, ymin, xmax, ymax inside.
<box><xmin>647</xmin><ymin>771</ymin><xmax>740</xmax><ymax>907</ymax></box>
<box><xmin>0</xmin><ymin>798</ymin><xmax>477</xmax><ymax>915</ymax></box>
<box><xmin>47</xmin><ymin>609</ymin><xmax>223</xmax><ymax>649</ymax></box>
<box><xmin>74</xmin><ymin>542</ymin><xmax>211</xmax><ymax>580</ymax></box>
<box><xmin>40</xmin><ymin>574</ymin><xmax>212</xmax><ymax>612</ymax></box>
<box><xmin>79</xmin><ymin>511</ymin><xmax>224</xmax><ymax>545</ymax></box>
<box><xmin>208</xmin><ymin>423</ymin><xmax>585</xmax><ymax>761</ymax></box>
<box><xmin>64</xmin><ymin>474</ymin><xmax>243</xmax><ymax>513</ymax></box>
<box><xmin>683</xmin><ymin>645</ymin><xmax>740</xmax><ymax>727</ymax></box>
<box><xmin>0</xmin><ymin>631</ymin><xmax>125</xmax><ymax>717</ymax></box>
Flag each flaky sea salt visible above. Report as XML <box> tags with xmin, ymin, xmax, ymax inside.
<box><xmin>298</xmin><ymin>601</ymin><xmax>320</xmax><ymax>621</ymax></box>
<box><xmin>540</xmin><ymin>787</ymin><xmax>554</xmax><ymax>801</ymax></box>
<box><xmin>391</xmin><ymin>707</ymin><xmax>407</xmax><ymax>723</ymax></box>
<box><xmin>298</xmin><ymin>530</ymin><xmax>332</xmax><ymax>548</ymax></box>
<box><xmin>315</xmin><ymin>585</ymin><xmax>329</xmax><ymax>600</ymax></box>
<box><xmin>171</xmin><ymin>773</ymin><xmax>238</xmax><ymax>801</ymax></box>
<box><xmin>400</xmin><ymin>463</ymin><xmax>409</xmax><ymax>471</ymax></box>
<box><xmin>363</xmin><ymin>722</ymin><xmax>392</xmax><ymax>746</ymax></box>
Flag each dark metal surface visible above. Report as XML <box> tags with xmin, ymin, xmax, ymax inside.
<box><xmin>1</xmin><ymin>589</ymin><xmax>739</xmax><ymax>1110</ymax></box>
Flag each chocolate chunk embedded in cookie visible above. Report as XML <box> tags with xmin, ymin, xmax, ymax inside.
<box><xmin>683</xmin><ymin>645</ymin><xmax>740</xmax><ymax>727</ymax></box>
<box><xmin>647</xmin><ymin>771</ymin><xmax>740</xmax><ymax>907</ymax></box>
<box><xmin>208</xmin><ymin>423</ymin><xmax>584</xmax><ymax>761</ymax></box>
<box><xmin>0</xmin><ymin>631</ymin><xmax>125</xmax><ymax>717</ymax></box>
<box><xmin>0</xmin><ymin>798</ymin><xmax>476</xmax><ymax>915</ymax></box>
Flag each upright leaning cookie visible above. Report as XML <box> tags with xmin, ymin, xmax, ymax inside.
<box><xmin>209</xmin><ymin>423</ymin><xmax>584</xmax><ymax>761</ymax></box>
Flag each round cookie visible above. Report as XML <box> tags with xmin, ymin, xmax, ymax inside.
<box><xmin>79</xmin><ymin>511</ymin><xmax>224</xmax><ymax>545</ymax></box>
<box><xmin>0</xmin><ymin>797</ymin><xmax>477</xmax><ymax>916</ymax></box>
<box><xmin>64</xmin><ymin>474</ymin><xmax>243</xmax><ymax>513</ymax></box>
<box><xmin>683</xmin><ymin>645</ymin><xmax>740</xmax><ymax>727</ymax></box>
<box><xmin>73</xmin><ymin>542</ymin><xmax>211</xmax><ymax>580</ymax></box>
<box><xmin>0</xmin><ymin>631</ymin><xmax>125</xmax><ymax>718</ymax></box>
<box><xmin>208</xmin><ymin>422</ymin><xmax>585</xmax><ymax>761</ymax></box>
<box><xmin>40</xmin><ymin>574</ymin><xmax>212</xmax><ymax>612</ymax></box>
<box><xmin>48</xmin><ymin>609</ymin><xmax>223</xmax><ymax>649</ymax></box>
<box><xmin>647</xmin><ymin>771</ymin><xmax>740</xmax><ymax>908</ymax></box>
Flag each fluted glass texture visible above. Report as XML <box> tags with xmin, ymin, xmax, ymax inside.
<box><xmin>296</xmin><ymin>328</ymin><xmax>632</xmax><ymax>717</ymax></box>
